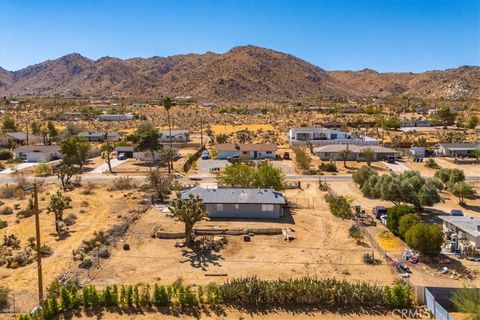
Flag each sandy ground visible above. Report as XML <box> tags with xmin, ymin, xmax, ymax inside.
<box><xmin>87</xmin><ymin>183</ymin><xmax>396</xmax><ymax>289</ymax></box>
<box><xmin>0</xmin><ymin>183</ymin><xmax>145</xmax><ymax>311</ymax></box>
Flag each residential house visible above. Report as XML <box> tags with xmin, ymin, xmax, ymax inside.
<box><xmin>158</xmin><ymin>130</ymin><xmax>190</xmax><ymax>143</ymax></box>
<box><xmin>434</xmin><ymin>143</ymin><xmax>480</xmax><ymax>157</ymax></box>
<box><xmin>439</xmin><ymin>215</ymin><xmax>480</xmax><ymax>250</ymax></box>
<box><xmin>288</xmin><ymin>127</ymin><xmax>379</xmax><ymax>146</ymax></box>
<box><xmin>114</xmin><ymin>145</ymin><xmax>179</xmax><ymax>161</ymax></box>
<box><xmin>0</xmin><ymin>132</ymin><xmax>42</xmax><ymax>147</ymax></box>
<box><xmin>78</xmin><ymin>131</ymin><xmax>122</xmax><ymax>143</ymax></box>
<box><xmin>15</xmin><ymin>145</ymin><xmax>62</xmax><ymax>162</ymax></box>
<box><xmin>400</xmin><ymin>120</ymin><xmax>431</xmax><ymax>128</ymax></box>
<box><xmin>180</xmin><ymin>187</ymin><xmax>286</xmax><ymax>219</ymax></box>
<box><xmin>216</xmin><ymin>143</ymin><xmax>277</xmax><ymax>160</ymax></box>
<box><xmin>98</xmin><ymin>114</ymin><xmax>134</xmax><ymax>121</ymax></box>
<box><xmin>314</xmin><ymin>145</ymin><xmax>399</xmax><ymax>161</ymax></box>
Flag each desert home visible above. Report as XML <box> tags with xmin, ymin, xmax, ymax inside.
<box><xmin>434</xmin><ymin>142</ymin><xmax>480</xmax><ymax>157</ymax></box>
<box><xmin>288</xmin><ymin>127</ymin><xmax>379</xmax><ymax>146</ymax></box>
<box><xmin>180</xmin><ymin>187</ymin><xmax>286</xmax><ymax>219</ymax></box>
<box><xmin>314</xmin><ymin>144</ymin><xmax>399</xmax><ymax>161</ymax></box>
<box><xmin>439</xmin><ymin>215</ymin><xmax>480</xmax><ymax>250</ymax></box>
<box><xmin>216</xmin><ymin>143</ymin><xmax>277</xmax><ymax>160</ymax></box>
<box><xmin>15</xmin><ymin>145</ymin><xmax>62</xmax><ymax>162</ymax></box>
<box><xmin>0</xmin><ymin>132</ymin><xmax>42</xmax><ymax>147</ymax></box>
<box><xmin>98</xmin><ymin>114</ymin><xmax>135</xmax><ymax>121</ymax></box>
<box><xmin>158</xmin><ymin>129</ymin><xmax>190</xmax><ymax>143</ymax></box>
<box><xmin>78</xmin><ymin>131</ymin><xmax>122</xmax><ymax>143</ymax></box>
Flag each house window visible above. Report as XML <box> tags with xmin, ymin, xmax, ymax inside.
<box><xmin>261</xmin><ymin>204</ymin><xmax>274</xmax><ymax>212</ymax></box>
<box><xmin>234</xmin><ymin>204</ymin><xmax>240</xmax><ymax>210</ymax></box>
<box><xmin>216</xmin><ymin>204</ymin><xmax>223</xmax><ymax>211</ymax></box>
<box><xmin>331</xmin><ymin>134</ymin><xmax>337</xmax><ymax>140</ymax></box>
<box><xmin>243</xmin><ymin>151</ymin><xmax>248</xmax><ymax>155</ymax></box>
<box><xmin>266</xmin><ymin>151</ymin><xmax>272</xmax><ymax>154</ymax></box>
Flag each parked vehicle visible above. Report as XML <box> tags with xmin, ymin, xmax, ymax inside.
<box><xmin>373</xmin><ymin>206</ymin><xmax>387</xmax><ymax>219</ymax></box>
<box><xmin>283</xmin><ymin>152</ymin><xmax>291</xmax><ymax>160</ymax></box>
<box><xmin>380</xmin><ymin>215</ymin><xmax>387</xmax><ymax>225</ymax></box>
<box><xmin>201</xmin><ymin>150</ymin><xmax>211</xmax><ymax>160</ymax></box>
<box><xmin>385</xmin><ymin>155</ymin><xmax>396</xmax><ymax>163</ymax></box>
<box><xmin>227</xmin><ymin>155</ymin><xmax>240</xmax><ymax>163</ymax></box>
<box><xmin>451</xmin><ymin>209</ymin><xmax>464</xmax><ymax>216</ymax></box>
<box><xmin>117</xmin><ymin>153</ymin><xmax>127</xmax><ymax>160</ymax></box>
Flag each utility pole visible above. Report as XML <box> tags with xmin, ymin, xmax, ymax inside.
<box><xmin>200</xmin><ymin>117</ymin><xmax>204</xmax><ymax>147</ymax></box>
<box><xmin>33</xmin><ymin>183</ymin><xmax>44</xmax><ymax>303</ymax></box>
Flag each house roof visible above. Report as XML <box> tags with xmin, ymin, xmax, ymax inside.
<box><xmin>16</xmin><ymin>145</ymin><xmax>59</xmax><ymax>153</ymax></box>
<box><xmin>314</xmin><ymin>145</ymin><xmax>398</xmax><ymax>154</ymax></box>
<box><xmin>181</xmin><ymin>187</ymin><xmax>286</xmax><ymax>205</ymax></box>
<box><xmin>435</xmin><ymin>143</ymin><xmax>480</xmax><ymax>151</ymax></box>
<box><xmin>216</xmin><ymin>143</ymin><xmax>277</xmax><ymax>152</ymax></box>
<box><xmin>5</xmin><ymin>132</ymin><xmax>41</xmax><ymax>141</ymax></box>
<box><xmin>78</xmin><ymin>132</ymin><xmax>121</xmax><ymax>138</ymax></box>
<box><xmin>158</xmin><ymin>129</ymin><xmax>189</xmax><ymax>136</ymax></box>
<box><xmin>439</xmin><ymin>215</ymin><xmax>480</xmax><ymax>238</ymax></box>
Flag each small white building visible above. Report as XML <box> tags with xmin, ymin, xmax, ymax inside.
<box><xmin>98</xmin><ymin>114</ymin><xmax>135</xmax><ymax>121</ymax></box>
<box><xmin>216</xmin><ymin>143</ymin><xmax>277</xmax><ymax>160</ymax></box>
<box><xmin>15</xmin><ymin>145</ymin><xmax>62</xmax><ymax>162</ymax></box>
<box><xmin>288</xmin><ymin>127</ymin><xmax>379</xmax><ymax>146</ymax></box>
<box><xmin>314</xmin><ymin>145</ymin><xmax>398</xmax><ymax>161</ymax></box>
<box><xmin>158</xmin><ymin>130</ymin><xmax>190</xmax><ymax>143</ymax></box>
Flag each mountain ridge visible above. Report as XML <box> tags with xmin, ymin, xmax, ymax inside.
<box><xmin>1</xmin><ymin>45</ymin><xmax>479</xmax><ymax>101</ymax></box>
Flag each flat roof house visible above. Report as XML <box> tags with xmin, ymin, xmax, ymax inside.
<box><xmin>314</xmin><ymin>145</ymin><xmax>399</xmax><ymax>161</ymax></box>
<box><xmin>78</xmin><ymin>132</ymin><xmax>122</xmax><ymax>143</ymax></box>
<box><xmin>288</xmin><ymin>127</ymin><xmax>379</xmax><ymax>146</ymax></box>
<box><xmin>15</xmin><ymin>145</ymin><xmax>62</xmax><ymax>162</ymax></box>
<box><xmin>0</xmin><ymin>132</ymin><xmax>42</xmax><ymax>147</ymax></box>
<box><xmin>98</xmin><ymin>114</ymin><xmax>134</xmax><ymax>121</ymax></box>
<box><xmin>181</xmin><ymin>187</ymin><xmax>286</xmax><ymax>219</ymax></box>
<box><xmin>434</xmin><ymin>143</ymin><xmax>480</xmax><ymax>157</ymax></box>
<box><xmin>216</xmin><ymin>143</ymin><xmax>277</xmax><ymax>160</ymax></box>
<box><xmin>439</xmin><ymin>215</ymin><xmax>480</xmax><ymax>249</ymax></box>
<box><xmin>158</xmin><ymin>130</ymin><xmax>190</xmax><ymax>143</ymax></box>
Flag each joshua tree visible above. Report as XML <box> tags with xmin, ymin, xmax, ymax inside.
<box><xmin>148</xmin><ymin>168</ymin><xmax>173</xmax><ymax>202</ymax></box>
<box><xmin>168</xmin><ymin>193</ymin><xmax>207</xmax><ymax>246</ymax></box>
<box><xmin>100</xmin><ymin>139</ymin><xmax>115</xmax><ymax>174</ymax></box>
<box><xmin>47</xmin><ymin>190</ymin><xmax>71</xmax><ymax>237</ymax></box>
<box><xmin>360</xmin><ymin>148</ymin><xmax>375</xmax><ymax>167</ymax></box>
<box><xmin>338</xmin><ymin>147</ymin><xmax>352</xmax><ymax>168</ymax></box>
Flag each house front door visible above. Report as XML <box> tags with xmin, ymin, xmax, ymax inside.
<box><xmin>254</xmin><ymin>151</ymin><xmax>258</xmax><ymax>159</ymax></box>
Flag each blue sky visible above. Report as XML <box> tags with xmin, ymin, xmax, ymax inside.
<box><xmin>0</xmin><ymin>0</ymin><xmax>479</xmax><ymax>72</ymax></box>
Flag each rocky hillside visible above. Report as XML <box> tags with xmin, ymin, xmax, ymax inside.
<box><xmin>1</xmin><ymin>46</ymin><xmax>478</xmax><ymax>101</ymax></box>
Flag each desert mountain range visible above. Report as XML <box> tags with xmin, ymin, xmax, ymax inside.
<box><xmin>0</xmin><ymin>45</ymin><xmax>478</xmax><ymax>102</ymax></box>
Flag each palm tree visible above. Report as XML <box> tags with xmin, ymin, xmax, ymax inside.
<box><xmin>163</xmin><ymin>97</ymin><xmax>173</xmax><ymax>174</ymax></box>
<box><xmin>168</xmin><ymin>193</ymin><xmax>207</xmax><ymax>246</ymax></box>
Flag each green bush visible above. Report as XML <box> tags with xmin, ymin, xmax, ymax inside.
<box><xmin>0</xmin><ymin>150</ymin><xmax>12</xmax><ymax>160</ymax></box>
<box><xmin>6</xmin><ymin>158</ymin><xmax>23</xmax><ymax>164</ymax></box>
<box><xmin>349</xmin><ymin>224</ymin><xmax>363</xmax><ymax>242</ymax></box>
<box><xmin>352</xmin><ymin>166</ymin><xmax>377</xmax><ymax>187</ymax></box>
<box><xmin>383</xmin><ymin>284</ymin><xmax>413</xmax><ymax>308</ymax></box>
<box><xmin>319</xmin><ymin>162</ymin><xmax>337</xmax><ymax>172</ymax></box>
<box><xmin>328</xmin><ymin>195</ymin><xmax>352</xmax><ymax>219</ymax></box>
<box><xmin>405</xmin><ymin>223</ymin><xmax>443</xmax><ymax>257</ymax></box>
<box><xmin>0</xmin><ymin>287</ymin><xmax>8</xmax><ymax>310</ymax></box>
<box><xmin>398</xmin><ymin>213</ymin><xmax>420</xmax><ymax>239</ymax></box>
<box><xmin>425</xmin><ymin>159</ymin><xmax>440</xmax><ymax>169</ymax></box>
<box><xmin>0</xmin><ymin>220</ymin><xmax>7</xmax><ymax>229</ymax></box>
<box><xmin>386</xmin><ymin>205</ymin><xmax>413</xmax><ymax>236</ymax></box>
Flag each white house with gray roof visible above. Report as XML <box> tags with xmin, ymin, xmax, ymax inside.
<box><xmin>314</xmin><ymin>144</ymin><xmax>398</xmax><ymax>161</ymax></box>
<box><xmin>181</xmin><ymin>187</ymin><xmax>286</xmax><ymax>219</ymax></box>
<box><xmin>15</xmin><ymin>145</ymin><xmax>62</xmax><ymax>162</ymax></box>
<box><xmin>434</xmin><ymin>143</ymin><xmax>480</xmax><ymax>157</ymax></box>
<box><xmin>288</xmin><ymin>127</ymin><xmax>379</xmax><ymax>146</ymax></box>
<box><xmin>78</xmin><ymin>132</ymin><xmax>122</xmax><ymax>143</ymax></box>
<box><xmin>158</xmin><ymin>130</ymin><xmax>190</xmax><ymax>143</ymax></box>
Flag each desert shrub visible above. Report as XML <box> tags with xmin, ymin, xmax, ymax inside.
<box><xmin>0</xmin><ymin>186</ymin><xmax>17</xmax><ymax>199</ymax></box>
<box><xmin>363</xmin><ymin>253</ymin><xmax>380</xmax><ymax>265</ymax></box>
<box><xmin>6</xmin><ymin>158</ymin><xmax>23</xmax><ymax>164</ymax></box>
<box><xmin>0</xmin><ymin>150</ymin><xmax>12</xmax><ymax>160</ymax></box>
<box><xmin>386</xmin><ymin>205</ymin><xmax>413</xmax><ymax>236</ymax></box>
<box><xmin>425</xmin><ymin>159</ymin><xmax>440</xmax><ymax>169</ymax></box>
<box><xmin>0</xmin><ymin>206</ymin><xmax>13</xmax><ymax>215</ymax></box>
<box><xmin>97</xmin><ymin>245</ymin><xmax>110</xmax><ymax>258</ymax></box>
<box><xmin>319</xmin><ymin>162</ymin><xmax>337</xmax><ymax>172</ymax></box>
<box><xmin>40</xmin><ymin>244</ymin><xmax>53</xmax><ymax>256</ymax></box>
<box><xmin>0</xmin><ymin>220</ymin><xmax>7</xmax><ymax>229</ymax></box>
<box><xmin>64</xmin><ymin>213</ymin><xmax>78</xmax><ymax>226</ymax></box>
<box><xmin>434</xmin><ymin>168</ymin><xmax>465</xmax><ymax>189</ymax></box>
<box><xmin>349</xmin><ymin>224</ymin><xmax>363</xmax><ymax>242</ymax></box>
<box><xmin>398</xmin><ymin>213</ymin><xmax>420</xmax><ymax>239</ymax></box>
<box><xmin>293</xmin><ymin>147</ymin><xmax>312</xmax><ymax>171</ymax></box>
<box><xmin>0</xmin><ymin>287</ymin><xmax>9</xmax><ymax>310</ymax></box>
<box><xmin>405</xmin><ymin>223</ymin><xmax>443</xmax><ymax>257</ymax></box>
<box><xmin>383</xmin><ymin>284</ymin><xmax>413</xmax><ymax>308</ymax></box>
<box><xmin>109</xmin><ymin>176</ymin><xmax>135</xmax><ymax>191</ymax></box>
<box><xmin>328</xmin><ymin>195</ymin><xmax>352</xmax><ymax>219</ymax></box>
<box><xmin>352</xmin><ymin>166</ymin><xmax>377</xmax><ymax>187</ymax></box>
<box><xmin>451</xmin><ymin>286</ymin><xmax>480</xmax><ymax>319</ymax></box>
<box><xmin>81</xmin><ymin>182</ymin><xmax>96</xmax><ymax>195</ymax></box>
